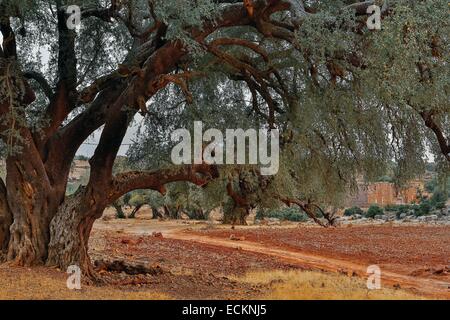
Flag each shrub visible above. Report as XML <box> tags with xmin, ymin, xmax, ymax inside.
<box><xmin>416</xmin><ymin>201</ymin><xmax>432</xmax><ymax>216</ymax></box>
<box><xmin>384</xmin><ymin>204</ymin><xmax>399</xmax><ymax>212</ymax></box>
<box><xmin>385</xmin><ymin>204</ymin><xmax>408</xmax><ymax>212</ymax></box>
<box><xmin>258</xmin><ymin>207</ymin><xmax>309</xmax><ymax>222</ymax></box>
<box><xmin>408</xmin><ymin>204</ymin><xmax>420</xmax><ymax>216</ymax></box>
<box><xmin>397</xmin><ymin>205</ymin><xmax>411</xmax><ymax>214</ymax></box>
<box><xmin>430</xmin><ymin>191</ymin><xmax>448</xmax><ymax>210</ymax></box>
<box><xmin>384</xmin><ymin>204</ymin><xmax>412</xmax><ymax>218</ymax></box>
<box><xmin>393</xmin><ymin>205</ymin><xmax>412</xmax><ymax>218</ymax></box>
<box><xmin>344</xmin><ymin>206</ymin><xmax>364</xmax><ymax>216</ymax></box>
<box><xmin>366</xmin><ymin>205</ymin><xmax>383</xmax><ymax>218</ymax></box>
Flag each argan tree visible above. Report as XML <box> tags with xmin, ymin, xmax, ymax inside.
<box><xmin>0</xmin><ymin>0</ymin><xmax>448</xmax><ymax>277</ymax></box>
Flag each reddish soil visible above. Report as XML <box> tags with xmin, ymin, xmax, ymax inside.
<box><xmin>91</xmin><ymin>229</ymin><xmax>301</xmax><ymax>276</ymax></box>
<box><xmin>192</xmin><ymin>225</ymin><xmax>450</xmax><ymax>284</ymax></box>
<box><xmin>89</xmin><ymin>228</ymin><xmax>301</xmax><ymax>299</ymax></box>
<box><xmin>92</xmin><ymin>220</ymin><xmax>450</xmax><ymax>298</ymax></box>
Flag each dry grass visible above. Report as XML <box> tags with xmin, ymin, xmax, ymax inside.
<box><xmin>234</xmin><ymin>270</ymin><xmax>424</xmax><ymax>300</ymax></box>
<box><xmin>0</xmin><ymin>264</ymin><xmax>426</xmax><ymax>300</ymax></box>
<box><xmin>0</xmin><ymin>264</ymin><xmax>169</xmax><ymax>300</ymax></box>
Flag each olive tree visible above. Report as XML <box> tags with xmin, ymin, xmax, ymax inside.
<box><xmin>0</xmin><ymin>0</ymin><xmax>448</xmax><ymax>277</ymax></box>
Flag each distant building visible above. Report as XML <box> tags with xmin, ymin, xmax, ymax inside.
<box><xmin>346</xmin><ymin>179</ymin><xmax>427</xmax><ymax>208</ymax></box>
<box><xmin>68</xmin><ymin>160</ymin><xmax>90</xmax><ymax>183</ymax></box>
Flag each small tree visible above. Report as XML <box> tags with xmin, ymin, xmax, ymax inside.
<box><xmin>127</xmin><ymin>193</ymin><xmax>146</xmax><ymax>219</ymax></box>
<box><xmin>112</xmin><ymin>201</ymin><xmax>127</xmax><ymax>219</ymax></box>
<box><xmin>430</xmin><ymin>191</ymin><xmax>447</xmax><ymax>210</ymax></box>
<box><xmin>344</xmin><ymin>207</ymin><xmax>364</xmax><ymax>217</ymax></box>
<box><xmin>366</xmin><ymin>205</ymin><xmax>384</xmax><ymax>218</ymax></box>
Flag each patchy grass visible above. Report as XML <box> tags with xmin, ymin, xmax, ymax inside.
<box><xmin>235</xmin><ymin>270</ymin><xmax>424</xmax><ymax>300</ymax></box>
<box><xmin>0</xmin><ymin>264</ymin><xmax>426</xmax><ymax>300</ymax></box>
<box><xmin>0</xmin><ymin>264</ymin><xmax>169</xmax><ymax>300</ymax></box>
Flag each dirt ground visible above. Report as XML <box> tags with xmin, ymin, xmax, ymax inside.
<box><xmin>192</xmin><ymin>224</ymin><xmax>450</xmax><ymax>283</ymax></box>
<box><xmin>89</xmin><ymin>215</ymin><xmax>450</xmax><ymax>299</ymax></box>
<box><xmin>0</xmin><ymin>212</ymin><xmax>449</xmax><ymax>299</ymax></box>
<box><xmin>87</xmin><ymin>229</ymin><xmax>298</xmax><ymax>299</ymax></box>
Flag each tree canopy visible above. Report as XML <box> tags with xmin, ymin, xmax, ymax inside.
<box><xmin>0</xmin><ymin>0</ymin><xmax>448</xmax><ymax>273</ymax></box>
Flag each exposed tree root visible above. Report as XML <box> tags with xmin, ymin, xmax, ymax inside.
<box><xmin>94</xmin><ymin>259</ymin><xmax>165</xmax><ymax>276</ymax></box>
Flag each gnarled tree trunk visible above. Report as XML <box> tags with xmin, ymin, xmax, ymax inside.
<box><xmin>0</xmin><ymin>179</ymin><xmax>12</xmax><ymax>257</ymax></box>
<box><xmin>4</xmin><ymin>155</ymin><xmax>57</xmax><ymax>265</ymax></box>
<box><xmin>151</xmin><ymin>207</ymin><xmax>163</xmax><ymax>219</ymax></box>
<box><xmin>163</xmin><ymin>205</ymin><xmax>182</xmax><ymax>219</ymax></box>
<box><xmin>46</xmin><ymin>187</ymin><xmax>105</xmax><ymax>278</ymax></box>
<box><xmin>112</xmin><ymin>202</ymin><xmax>126</xmax><ymax>219</ymax></box>
<box><xmin>128</xmin><ymin>204</ymin><xmax>143</xmax><ymax>219</ymax></box>
<box><xmin>223</xmin><ymin>181</ymin><xmax>252</xmax><ymax>225</ymax></box>
<box><xmin>223</xmin><ymin>207</ymin><xmax>249</xmax><ymax>225</ymax></box>
<box><xmin>186</xmin><ymin>209</ymin><xmax>209</xmax><ymax>220</ymax></box>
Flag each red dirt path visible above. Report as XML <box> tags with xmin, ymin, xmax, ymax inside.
<box><xmin>92</xmin><ymin>220</ymin><xmax>450</xmax><ymax>298</ymax></box>
<box><xmin>192</xmin><ymin>225</ymin><xmax>450</xmax><ymax>284</ymax></box>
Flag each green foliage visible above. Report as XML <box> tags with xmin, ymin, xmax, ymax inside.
<box><xmin>257</xmin><ymin>207</ymin><xmax>309</xmax><ymax>222</ymax></box>
<box><xmin>2</xmin><ymin>0</ymin><xmax>449</xmax><ymax>224</ymax></box>
<box><xmin>417</xmin><ymin>201</ymin><xmax>432</xmax><ymax>217</ymax></box>
<box><xmin>377</xmin><ymin>176</ymin><xmax>394</xmax><ymax>183</ymax></box>
<box><xmin>154</xmin><ymin>0</ymin><xmax>218</xmax><ymax>51</ymax></box>
<box><xmin>75</xmin><ymin>155</ymin><xmax>89</xmax><ymax>161</ymax></box>
<box><xmin>0</xmin><ymin>59</ymin><xmax>28</xmax><ymax>155</ymax></box>
<box><xmin>384</xmin><ymin>204</ymin><xmax>415</xmax><ymax>219</ymax></box>
<box><xmin>429</xmin><ymin>191</ymin><xmax>447</xmax><ymax>210</ymax></box>
<box><xmin>366</xmin><ymin>205</ymin><xmax>384</xmax><ymax>218</ymax></box>
<box><xmin>344</xmin><ymin>206</ymin><xmax>364</xmax><ymax>216</ymax></box>
<box><xmin>125</xmin><ymin>0</ymin><xmax>450</xmax><ymax>219</ymax></box>
<box><xmin>385</xmin><ymin>204</ymin><xmax>410</xmax><ymax>214</ymax></box>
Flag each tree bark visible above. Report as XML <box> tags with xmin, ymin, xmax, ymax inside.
<box><xmin>4</xmin><ymin>155</ymin><xmax>57</xmax><ymax>265</ymax></box>
<box><xmin>0</xmin><ymin>0</ymin><xmax>282</xmax><ymax>277</ymax></box>
<box><xmin>223</xmin><ymin>207</ymin><xmax>249</xmax><ymax>225</ymax></box>
<box><xmin>0</xmin><ymin>179</ymin><xmax>12</xmax><ymax>256</ymax></box>
<box><xmin>223</xmin><ymin>181</ymin><xmax>251</xmax><ymax>225</ymax></box>
<box><xmin>186</xmin><ymin>209</ymin><xmax>209</xmax><ymax>220</ymax></box>
<box><xmin>128</xmin><ymin>204</ymin><xmax>143</xmax><ymax>219</ymax></box>
<box><xmin>151</xmin><ymin>207</ymin><xmax>163</xmax><ymax>219</ymax></box>
<box><xmin>163</xmin><ymin>205</ymin><xmax>182</xmax><ymax>219</ymax></box>
<box><xmin>112</xmin><ymin>202</ymin><xmax>126</xmax><ymax>219</ymax></box>
<box><xmin>46</xmin><ymin>187</ymin><xmax>104</xmax><ymax>278</ymax></box>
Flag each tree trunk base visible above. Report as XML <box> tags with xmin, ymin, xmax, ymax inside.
<box><xmin>46</xmin><ymin>189</ymin><xmax>101</xmax><ymax>280</ymax></box>
<box><xmin>94</xmin><ymin>259</ymin><xmax>164</xmax><ymax>276</ymax></box>
<box><xmin>7</xmin><ymin>219</ymin><xmax>47</xmax><ymax>266</ymax></box>
<box><xmin>223</xmin><ymin>208</ymin><xmax>249</xmax><ymax>225</ymax></box>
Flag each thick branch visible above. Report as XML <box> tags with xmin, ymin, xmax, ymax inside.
<box><xmin>88</xmin><ymin>108</ymin><xmax>134</xmax><ymax>184</ymax></box>
<box><xmin>81</xmin><ymin>1</ymin><xmax>121</xmax><ymax>22</ymax></box>
<box><xmin>109</xmin><ymin>164</ymin><xmax>219</xmax><ymax>203</ymax></box>
<box><xmin>226</xmin><ymin>181</ymin><xmax>249</xmax><ymax>207</ymax></box>
<box><xmin>279</xmin><ymin>197</ymin><xmax>331</xmax><ymax>228</ymax></box>
<box><xmin>0</xmin><ymin>18</ymin><xmax>17</xmax><ymax>58</ymax></box>
<box><xmin>345</xmin><ymin>1</ymin><xmax>389</xmax><ymax>16</ymax></box>
<box><xmin>45</xmin><ymin>1</ymin><xmax>287</xmax><ymax>186</ymax></box>
<box><xmin>0</xmin><ymin>177</ymin><xmax>12</xmax><ymax>253</ymax></box>
<box><xmin>420</xmin><ymin>111</ymin><xmax>450</xmax><ymax>162</ymax></box>
<box><xmin>23</xmin><ymin>71</ymin><xmax>54</xmax><ymax>100</ymax></box>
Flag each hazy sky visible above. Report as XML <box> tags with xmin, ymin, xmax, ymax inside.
<box><xmin>76</xmin><ymin>114</ymin><xmax>144</xmax><ymax>157</ymax></box>
<box><xmin>0</xmin><ymin>33</ymin><xmax>144</xmax><ymax>158</ymax></box>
